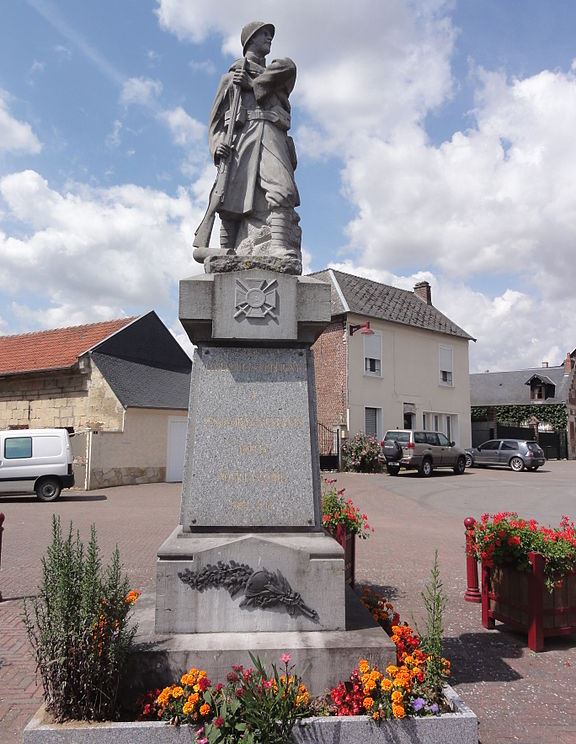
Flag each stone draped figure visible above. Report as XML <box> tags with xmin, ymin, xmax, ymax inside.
<box><xmin>193</xmin><ymin>22</ymin><xmax>302</xmax><ymax>273</ymax></box>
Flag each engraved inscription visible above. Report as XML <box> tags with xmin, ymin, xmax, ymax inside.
<box><xmin>239</xmin><ymin>443</ymin><xmax>269</xmax><ymax>455</ymax></box>
<box><xmin>218</xmin><ymin>470</ymin><xmax>286</xmax><ymax>483</ymax></box>
<box><xmin>204</xmin><ymin>360</ymin><xmax>301</xmax><ymax>374</ymax></box>
<box><xmin>234</xmin><ymin>278</ymin><xmax>279</xmax><ymax>320</ymax></box>
<box><xmin>206</xmin><ymin>415</ymin><xmax>306</xmax><ymax>429</ymax></box>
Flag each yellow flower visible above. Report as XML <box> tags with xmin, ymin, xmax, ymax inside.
<box><xmin>392</xmin><ymin>703</ymin><xmax>406</xmax><ymax>719</ymax></box>
<box><xmin>358</xmin><ymin>659</ymin><xmax>370</xmax><ymax>674</ymax></box>
<box><xmin>171</xmin><ymin>686</ymin><xmax>184</xmax><ymax>699</ymax></box>
<box><xmin>363</xmin><ymin>697</ymin><xmax>374</xmax><ymax>710</ymax></box>
<box><xmin>182</xmin><ymin>702</ymin><xmax>194</xmax><ymax>716</ymax></box>
<box><xmin>391</xmin><ymin>691</ymin><xmax>403</xmax><ymax>703</ymax></box>
<box><xmin>386</xmin><ymin>665</ymin><xmax>398</xmax><ymax>676</ymax></box>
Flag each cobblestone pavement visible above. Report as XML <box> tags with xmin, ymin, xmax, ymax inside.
<box><xmin>1</xmin><ymin>465</ymin><xmax>575</xmax><ymax>743</ymax></box>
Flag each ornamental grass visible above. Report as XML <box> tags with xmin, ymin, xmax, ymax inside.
<box><xmin>471</xmin><ymin>512</ymin><xmax>576</xmax><ymax>588</ymax></box>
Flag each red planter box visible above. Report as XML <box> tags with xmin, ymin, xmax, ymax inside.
<box><xmin>327</xmin><ymin>525</ymin><xmax>356</xmax><ymax>586</ymax></box>
<box><xmin>481</xmin><ymin>552</ymin><xmax>576</xmax><ymax>651</ymax></box>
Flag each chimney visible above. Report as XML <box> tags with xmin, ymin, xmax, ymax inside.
<box><xmin>564</xmin><ymin>353</ymin><xmax>573</xmax><ymax>375</ymax></box>
<box><xmin>541</xmin><ymin>361</ymin><xmax>549</xmax><ymax>368</ymax></box>
<box><xmin>414</xmin><ymin>281</ymin><xmax>432</xmax><ymax>305</ymax></box>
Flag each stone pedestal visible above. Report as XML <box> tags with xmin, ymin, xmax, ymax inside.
<box><xmin>148</xmin><ymin>268</ymin><xmax>395</xmax><ymax>691</ymax></box>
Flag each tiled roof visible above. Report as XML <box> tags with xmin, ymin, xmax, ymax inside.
<box><xmin>91</xmin><ymin>352</ymin><xmax>190</xmax><ymax>409</ymax></box>
<box><xmin>311</xmin><ymin>269</ymin><xmax>474</xmax><ymax>340</ymax></box>
<box><xmin>0</xmin><ymin>317</ymin><xmax>137</xmax><ymax>376</ymax></box>
<box><xmin>470</xmin><ymin>366</ymin><xmax>570</xmax><ymax>406</ymax></box>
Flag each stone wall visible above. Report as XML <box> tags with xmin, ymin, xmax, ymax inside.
<box><xmin>0</xmin><ymin>363</ymin><xmax>124</xmax><ymax>431</ymax></box>
<box><xmin>311</xmin><ymin>319</ymin><xmax>348</xmax><ymax>429</ymax></box>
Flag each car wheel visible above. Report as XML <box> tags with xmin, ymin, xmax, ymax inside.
<box><xmin>465</xmin><ymin>453</ymin><xmax>473</xmax><ymax>468</ymax></box>
<box><xmin>509</xmin><ymin>457</ymin><xmax>524</xmax><ymax>472</ymax></box>
<box><xmin>418</xmin><ymin>458</ymin><xmax>433</xmax><ymax>477</ymax></box>
<box><xmin>453</xmin><ymin>456</ymin><xmax>466</xmax><ymax>475</ymax></box>
<box><xmin>35</xmin><ymin>477</ymin><xmax>62</xmax><ymax>502</ymax></box>
<box><xmin>387</xmin><ymin>463</ymin><xmax>400</xmax><ymax>476</ymax></box>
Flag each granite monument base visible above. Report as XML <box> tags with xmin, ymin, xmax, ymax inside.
<box><xmin>155</xmin><ymin>528</ymin><xmax>345</xmax><ymax>634</ymax></box>
<box><xmin>126</xmin><ymin>588</ymin><xmax>395</xmax><ymax>701</ymax></box>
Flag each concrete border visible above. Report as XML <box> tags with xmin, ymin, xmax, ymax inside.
<box><xmin>23</xmin><ymin>685</ymin><xmax>478</xmax><ymax>744</ymax></box>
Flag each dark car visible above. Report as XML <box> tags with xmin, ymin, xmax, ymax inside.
<box><xmin>465</xmin><ymin>439</ymin><xmax>545</xmax><ymax>472</ymax></box>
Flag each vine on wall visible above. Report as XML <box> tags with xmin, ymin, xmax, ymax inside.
<box><xmin>471</xmin><ymin>404</ymin><xmax>567</xmax><ymax>430</ymax></box>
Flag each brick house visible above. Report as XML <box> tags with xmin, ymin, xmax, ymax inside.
<box><xmin>0</xmin><ymin>312</ymin><xmax>191</xmax><ymax>488</ymax></box>
<box><xmin>470</xmin><ymin>354</ymin><xmax>576</xmax><ymax>459</ymax></box>
<box><xmin>310</xmin><ymin>269</ymin><xmax>474</xmax><ymax>452</ymax></box>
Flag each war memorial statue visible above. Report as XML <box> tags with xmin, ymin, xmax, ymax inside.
<box><xmin>193</xmin><ymin>21</ymin><xmax>302</xmax><ymax>273</ymax></box>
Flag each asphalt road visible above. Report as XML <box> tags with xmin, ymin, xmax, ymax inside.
<box><xmin>376</xmin><ymin>458</ymin><xmax>576</xmax><ymax>524</ymax></box>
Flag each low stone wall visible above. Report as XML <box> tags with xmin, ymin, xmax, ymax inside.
<box><xmin>89</xmin><ymin>467</ymin><xmax>166</xmax><ymax>489</ymax></box>
<box><xmin>23</xmin><ymin>687</ymin><xmax>478</xmax><ymax>744</ymax></box>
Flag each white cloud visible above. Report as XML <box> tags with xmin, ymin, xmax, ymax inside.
<box><xmin>0</xmin><ymin>170</ymin><xmax>205</xmax><ymax>328</ymax></box>
<box><xmin>105</xmin><ymin>119</ymin><xmax>123</xmax><ymax>149</ymax></box>
<box><xmin>160</xmin><ymin>107</ymin><xmax>205</xmax><ymax>147</ymax></box>
<box><xmin>188</xmin><ymin>59</ymin><xmax>216</xmax><ymax>75</ymax></box>
<box><xmin>0</xmin><ymin>91</ymin><xmax>42</xmax><ymax>154</ymax></box>
<box><xmin>120</xmin><ymin>77</ymin><xmax>163</xmax><ymax>107</ymax></box>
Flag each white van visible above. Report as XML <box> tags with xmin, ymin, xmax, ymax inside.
<box><xmin>0</xmin><ymin>429</ymin><xmax>75</xmax><ymax>501</ymax></box>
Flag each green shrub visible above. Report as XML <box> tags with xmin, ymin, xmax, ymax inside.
<box><xmin>341</xmin><ymin>433</ymin><xmax>383</xmax><ymax>472</ymax></box>
<box><xmin>23</xmin><ymin>516</ymin><xmax>139</xmax><ymax>721</ymax></box>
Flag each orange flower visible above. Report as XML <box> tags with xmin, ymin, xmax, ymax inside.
<box><xmin>125</xmin><ymin>589</ymin><xmax>141</xmax><ymax>605</ymax></box>
<box><xmin>392</xmin><ymin>703</ymin><xmax>406</xmax><ymax>719</ymax></box>
<box><xmin>171</xmin><ymin>686</ymin><xmax>184</xmax><ymax>699</ymax></box>
<box><xmin>363</xmin><ymin>696</ymin><xmax>374</xmax><ymax>710</ymax></box>
<box><xmin>182</xmin><ymin>701</ymin><xmax>194</xmax><ymax>715</ymax></box>
<box><xmin>187</xmin><ymin>692</ymin><xmax>200</xmax><ymax>705</ymax></box>
<box><xmin>199</xmin><ymin>703</ymin><xmax>210</xmax><ymax>716</ymax></box>
<box><xmin>380</xmin><ymin>678</ymin><xmax>392</xmax><ymax>692</ymax></box>
<box><xmin>358</xmin><ymin>659</ymin><xmax>370</xmax><ymax>674</ymax></box>
<box><xmin>391</xmin><ymin>690</ymin><xmax>403</xmax><ymax>703</ymax></box>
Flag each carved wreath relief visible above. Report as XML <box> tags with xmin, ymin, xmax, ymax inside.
<box><xmin>234</xmin><ymin>277</ymin><xmax>279</xmax><ymax>320</ymax></box>
<box><xmin>178</xmin><ymin>560</ymin><xmax>318</xmax><ymax>621</ymax></box>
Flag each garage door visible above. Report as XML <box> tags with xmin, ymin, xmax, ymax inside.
<box><xmin>166</xmin><ymin>417</ymin><xmax>188</xmax><ymax>482</ymax></box>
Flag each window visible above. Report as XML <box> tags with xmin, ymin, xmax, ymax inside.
<box><xmin>437</xmin><ymin>433</ymin><xmax>451</xmax><ymax>446</ymax></box>
<box><xmin>426</xmin><ymin>432</ymin><xmax>440</xmax><ymax>445</ymax></box>
<box><xmin>479</xmin><ymin>440</ymin><xmax>500</xmax><ymax>451</ymax></box>
<box><xmin>423</xmin><ymin>412</ymin><xmax>459</xmax><ymax>443</ymax></box>
<box><xmin>364</xmin><ymin>407</ymin><xmax>382</xmax><ymax>438</ymax></box>
<box><xmin>364</xmin><ymin>333</ymin><xmax>382</xmax><ymax>376</ymax></box>
<box><xmin>5</xmin><ymin>436</ymin><xmax>32</xmax><ymax>459</ymax></box>
<box><xmin>501</xmin><ymin>440</ymin><xmax>517</xmax><ymax>450</ymax></box>
<box><xmin>439</xmin><ymin>345</ymin><xmax>453</xmax><ymax>386</ymax></box>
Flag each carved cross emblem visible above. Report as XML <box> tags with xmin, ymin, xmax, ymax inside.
<box><xmin>234</xmin><ymin>277</ymin><xmax>278</xmax><ymax>320</ymax></box>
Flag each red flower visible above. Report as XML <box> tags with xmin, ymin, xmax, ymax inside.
<box><xmin>508</xmin><ymin>536</ymin><xmax>521</xmax><ymax>546</ymax></box>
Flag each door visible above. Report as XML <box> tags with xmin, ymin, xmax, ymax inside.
<box><xmin>436</xmin><ymin>432</ymin><xmax>452</xmax><ymax>465</ymax></box>
<box><xmin>476</xmin><ymin>440</ymin><xmax>500</xmax><ymax>464</ymax></box>
<box><xmin>166</xmin><ymin>417</ymin><xmax>188</xmax><ymax>482</ymax></box>
<box><xmin>499</xmin><ymin>440</ymin><xmax>518</xmax><ymax>466</ymax></box>
<box><xmin>0</xmin><ymin>433</ymin><xmax>35</xmax><ymax>492</ymax></box>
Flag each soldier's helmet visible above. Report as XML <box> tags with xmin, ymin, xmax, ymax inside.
<box><xmin>241</xmin><ymin>21</ymin><xmax>275</xmax><ymax>53</ymax></box>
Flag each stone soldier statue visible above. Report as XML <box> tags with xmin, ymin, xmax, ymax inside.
<box><xmin>193</xmin><ymin>22</ymin><xmax>301</xmax><ymax>272</ymax></box>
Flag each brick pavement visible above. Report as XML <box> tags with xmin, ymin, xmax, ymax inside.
<box><xmin>0</xmin><ymin>474</ymin><xmax>575</xmax><ymax>743</ymax></box>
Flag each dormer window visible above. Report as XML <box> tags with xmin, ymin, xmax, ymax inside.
<box><xmin>525</xmin><ymin>374</ymin><xmax>555</xmax><ymax>401</ymax></box>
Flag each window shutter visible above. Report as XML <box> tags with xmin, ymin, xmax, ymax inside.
<box><xmin>439</xmin><ymin>345</ymin><xmax>453</xmax><ymax>372</ymax></box>
<box><xmin>364</xmin><ymin>333</ymin><xmax>381</xmax><ymax>360</ymax></box>
<box><xmin>365</xmin><ymin>407</ymin><xmax>378</xmax><ymax>436</ymax></box>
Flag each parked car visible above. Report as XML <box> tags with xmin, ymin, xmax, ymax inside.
<box><xmin>381</xmin><ymin>429</ymin><xmax>467</xmax><ymax>477</ymax></box>
<box><xmin>465</xmin><ymin>439</ymin><xmax>546</xmax><ymax>472</ymax></box>
<box><xmin>0</xmin><ymin>428</ymin><xmax>75</xmax><ymax>501</ymax></box>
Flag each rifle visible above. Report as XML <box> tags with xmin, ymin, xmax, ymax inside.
<box><xmin>193</xmin><ymin>58</ymin><xmax>247</xmax><ymax>261</ymax></box>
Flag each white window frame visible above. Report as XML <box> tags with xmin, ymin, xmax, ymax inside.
<box><xmin>364</xmin><ymin>406</ymin><xmax>382</xmax><ymax>440</ymax></box>
<box><xmin>423</xmin><ymin>412</ymin><xmax>459</xmax><ymax>443</ymax></box>
<box><xmin>439</xmin><ymin>344</ymin><xmax>454</xmax><ymax>387</ymax></box>
<box><xmin>363</xmin><ymin>332</ymin><xmax>382</xmax><ymax>377</ymax></box>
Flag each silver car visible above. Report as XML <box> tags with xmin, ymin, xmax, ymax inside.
<box><xmin>466</xmin><ymin>439</ymin><xmax>546</xmax><ymax>472</ymax></box>
<box><xmin>381</xmin><ymin>429</ymin><xmax>467</xmax><ymax>477</ymax></box>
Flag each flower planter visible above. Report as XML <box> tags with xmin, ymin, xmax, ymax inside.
<box><xmin>328</xmin><ymin>524</ymin><xmax>356</xmax><ymax>586</ymax></box>
<box><xmin>23</xmin><ymin>685</ymin><xmax>478</xmax><ymax>744</ymax></box>
<box><xmin>481</xmin><ymin>551</ymin><xmax>576</xmax><ymax>651</ymax></box>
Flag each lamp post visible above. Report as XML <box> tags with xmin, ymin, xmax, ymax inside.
<box><xmin>349</xmin><ymin>322</ymin><xmax>374</xmax><ymax>336</ymax></box>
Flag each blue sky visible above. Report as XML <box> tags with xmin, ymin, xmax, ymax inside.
<box><xmin>1</xmin><ymin>0</ymin><xmax>576</xmax><ymax>372</ymax></box>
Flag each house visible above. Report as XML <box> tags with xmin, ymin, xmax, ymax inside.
<box><xmin>0</xmin><ymin>312</ymin><xmax>191</xmax><ymax>488</ymax></box>
<box><xmin>470</xmin><ymin>354</ymin><xmax>576</xmax><ymax>459</ymax></box>
<box><xmin>310</xmin><ymin>269</ymin><xmax>474</xmax><ymax>452</ymax></box>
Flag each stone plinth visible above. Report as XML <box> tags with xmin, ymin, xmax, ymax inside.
<box><xmin>155</xmin><ymin>528</ymin><xmax>345</xmax><ymax>634</ymax></box>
